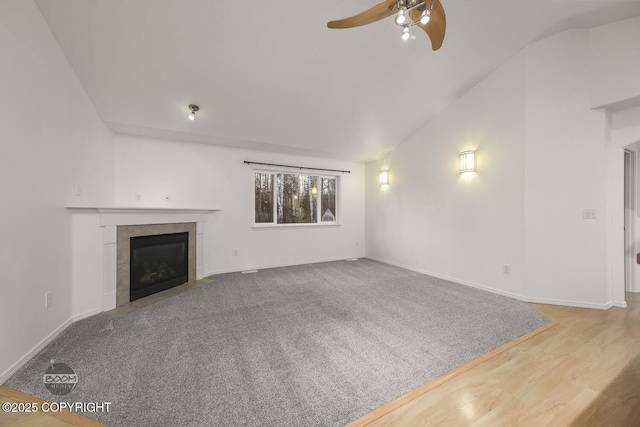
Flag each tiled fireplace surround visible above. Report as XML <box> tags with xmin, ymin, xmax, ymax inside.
<box><xmin>116</xmin><ymin>222</ymin><xmax>197</xmax><ymax>306</ymax></box>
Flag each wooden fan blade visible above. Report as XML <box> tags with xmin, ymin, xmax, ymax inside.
<box><xmin>327</xmin><ymin>0</ymin><xmax>397</xmax><ymax>29</ymax></box>
<box><xmin>410</xmin><ymin>0</ymin><xmax>446</xmax><ymax>50</ymax></box>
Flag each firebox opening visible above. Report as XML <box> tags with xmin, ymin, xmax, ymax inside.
<box><xmin>130</xmin><ymin>232</ymin><xmax>189</xmax><ymax>301</ymax></box>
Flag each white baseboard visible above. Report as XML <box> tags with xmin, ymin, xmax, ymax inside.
<box><xmin>0</xmin><ymin>318</ymin><xmax>73</xmax><ymax>385</ymax></box>
<box><xmin>368</xmin><ymin>256</ymin><xmax>618</xmax><ymax>311</ymax></box>
<box><xmin>1</xmin><ymin>307</ymin><xmax>104</xmax><ymax>385</ymax></box>
<box><xmin>523</xmin><ymin>296</ymin><xmax>618</xmax><ymax>310</ymax></box>
<box><xmin>72</xmin><ymin>307</ymin><xmax>103</xmax><ymax>322</ymax></box>
<box><xmin>204</xmin><ymin>255</ymin><xmax>366</xmax><ymax>277</ymax></box>
<box><xmin>610</xmin><ymin>300</ymin><xmax>628</xmax><ymax>309</ymax></box>
<box><xmin>366</xmin><ymin>256</ymin><xmax>526</xmax><ymax>301</ymax></box>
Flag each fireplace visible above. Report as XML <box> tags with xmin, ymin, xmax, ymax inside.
<box><xmin>66</xmin><ymin>207</ymin><xmax>216</xmax><ymax>313</ymax></box>
<box><xmin>129</xmin><ymin>232</ymin><xmax>189</xmax><ymax>301</ymax></box>
<box><xmin>116</xmin><ymin>222</ymin><xmax>197</xmax><ymax>307</ymax></box>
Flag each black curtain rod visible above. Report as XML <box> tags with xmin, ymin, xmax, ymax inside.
<box><xmin>244</xmin><ymin>161</ymin><xmax>350</xmax><ymax>174</ymax></box>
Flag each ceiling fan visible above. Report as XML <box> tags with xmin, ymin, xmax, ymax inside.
<box><xmin>327</xmin><ymin>0</ymin><xmax>446</xmax><ymax>50</ymax></box>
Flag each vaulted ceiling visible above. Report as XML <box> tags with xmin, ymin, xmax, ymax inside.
<box><xmin>36</xmin><ymin>0</ymin><xmax>640</xmax><ymax>162</ymax></box>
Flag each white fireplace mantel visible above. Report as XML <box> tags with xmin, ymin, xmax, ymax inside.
<box><xmin>66</xmin><ymin>206</ymin><xmax>220</xmax><ymax>317</ymax></box>
<box><xmin>66</xmin><ymin>206</ymin><xmax>220</xmax><ymax>225</ymax></box>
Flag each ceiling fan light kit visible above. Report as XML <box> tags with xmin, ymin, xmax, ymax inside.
<box><xmin>327</xmin><ymin>0</ymin><xmax>446</xmax><ymax>50</ymax></box>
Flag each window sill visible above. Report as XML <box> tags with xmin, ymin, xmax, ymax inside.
<box><xmin>252</xmin><ymin>223</ymin><xmax>341</xmax><ymax>230</ymax></box>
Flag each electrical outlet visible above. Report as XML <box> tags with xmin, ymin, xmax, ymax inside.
<box><xmin>502</xmin><ymin>264</ymin><xmax>511</xmax><ymax>274</ymax></box>
<box><xmin>45</xmin><ymin>292</ymin><xmax>52</xmax><ymax>308</ymax></box>
<box><xmin>583</xmin><ymin>208</ymin><xmax>597</xmax><ymax>219</ymax></box>
<box><xmin>165</xmin><ymin>195</ymin><xmax>171</xmax><ymax>203</ymax></box>
<box><xmin>75</xmin><ymin>185</ymin><xmax>82</xmax><ymax>197</ymax></box>
<box><xmin>135</xmin><ymin>194</ymin><xmax>142</xmax><ymax>202</ymax></box>
<box><xmin>233</xmin><ymin>249</ymin><xmax>238</xmax><ymax>256</ymax></box>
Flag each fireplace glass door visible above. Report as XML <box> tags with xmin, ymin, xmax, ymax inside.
<box><xmin>129</xmin><ymin>232</ymin><xmax>189</xmax><ymax>301</ymax></box>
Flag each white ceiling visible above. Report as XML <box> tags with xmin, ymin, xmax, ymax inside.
<box><xmin>36</xmin><ymin>0</ymin><xmax>640</xmax><ymax>163</ymax></box>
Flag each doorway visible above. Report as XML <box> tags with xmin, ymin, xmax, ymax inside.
<box><xmin>624</xmin><ymin>149</ymin><xmax>636</xmax><ymax>292</ymax></box>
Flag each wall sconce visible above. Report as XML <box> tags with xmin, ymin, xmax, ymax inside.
<box><xmin>460</xmin><ymin>150</ymin><xmax>476</xmax><ymax>173</ymax></box>
<box><xmin>380</xmin><ymin>169</ymin><xmax>389</xmax><ymax>186</ymax></box>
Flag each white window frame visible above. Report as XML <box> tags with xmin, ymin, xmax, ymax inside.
<box><xmin>251</xmin><ymin>168</ymin><xmax>340</xmax><ymax>228</ymax></box>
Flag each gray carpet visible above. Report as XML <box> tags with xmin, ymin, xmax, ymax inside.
<box><xmin>6</xmin><ymin>259</ymin><xmax>548</xmax><ymax>426</ymax></box>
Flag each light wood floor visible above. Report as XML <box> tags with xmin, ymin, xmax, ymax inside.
<box><xmin>2</xmin><ymin>293</ymin><xmax>638</xmax><ymax>427</ymax></box>
<box><xmin>350</xmin><ymin>292</ymin><xmax>640</xmax><ymax>426</ymax></box>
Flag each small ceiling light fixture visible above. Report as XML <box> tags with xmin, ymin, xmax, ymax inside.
<box><xmin>460</xmin><ymin>150</ymin><xmax>476</xmax><ymax>173</ymax></box>
<box><xmin>187</xmin><ymin>104</ymin><xmax>199</xmax><ymax>121</ymax></box>
<box><xmin>380</xmin><ymin>169</ymin><xmax>390</xmax><ymax>186</ymax></box>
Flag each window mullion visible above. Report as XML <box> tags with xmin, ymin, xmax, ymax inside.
<box><xmin>273</xmin><ymin>173</ymin><xmax>278</xmax><ymax>224</ymax></box>
<box><xmin>316</xmin><ymin>175</ymin><xmax>320</xmax><ymax>223</ymax></box>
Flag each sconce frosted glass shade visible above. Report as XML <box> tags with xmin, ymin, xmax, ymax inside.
<box><xmin>460</xmin><ymin>150</ymin><xmax>476</xmax><ymax>173</ymax></box>
<box><xmin>380</xmin><ymin>170</ymin><xmax>389</xmax><ymax>185</ymax></box>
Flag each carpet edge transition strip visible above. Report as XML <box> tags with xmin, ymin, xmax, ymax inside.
<box><xmin>0</xmin><ymin>385</ymin><xmax>110</xmax><ymax>427</ymax></box>
<box><xmin>345</xmin><ymin>320</ymin><xmax>560</xmax><ymax>427</ymax></box>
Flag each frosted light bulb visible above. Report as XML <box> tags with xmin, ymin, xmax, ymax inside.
<box><xmin>395</xmin><ymin>8</ymin><xmax>406</xmax><ymax>25</ymax></box>
<box><xmin>420</xmin><ymin>10</ymin><xmax>431</xmax><ymax>25</ymax></box>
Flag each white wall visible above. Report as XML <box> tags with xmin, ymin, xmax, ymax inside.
<box><xmin>114</xmin><ymin>135</ymin><xmax>366</xmax><ymax>274</ymax></box>
<box><xmin>0</xmin><ymin>1</ymin><xmax>114</xmax><ymax>381</ymax></box>
<box><xmin>524</xmin><ymin>30</ymin><xmax>609</xmax><ymax>307</ymax></box>
<box><xmin>366</xmin><ymin>51</ymin><xmax>528</xmax><ymax>299</ymax></box>
<box><xmin>589</xmin><ymin>16</ymin><xmax>640</xmax><ymax>109</ymax></box>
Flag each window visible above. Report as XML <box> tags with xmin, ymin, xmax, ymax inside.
<box><xmin>254</xmin><ymin>172</ymin><xmax>338</xmax><ymax>225</ymax></box>
<box><xmin>254</xmin><ymin>173</ymin><xmax>274</xmax><ymax>223</ymax></box>
<box><xmin>319</xmin><ymin>177</ymin><xmax>337</xmax><ymax>222</ymax></box>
